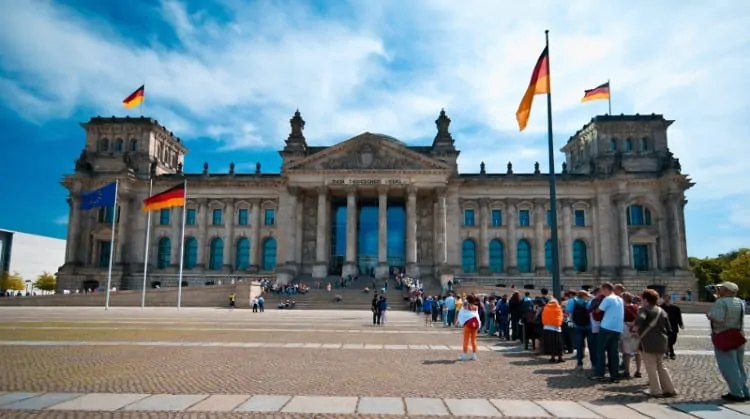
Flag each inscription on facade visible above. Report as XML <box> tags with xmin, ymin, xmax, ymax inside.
<box><xmin>326</xmin><ymin>178</ymin><xmax>410</xmax><ymax>186</ymax></box>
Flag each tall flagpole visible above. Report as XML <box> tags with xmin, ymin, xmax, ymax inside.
<box><xmin>140</xmin><ymin>178</ymin><xmax>153</xmax><ymax>308</ymax></box>
<box><xmin>544</xmin><ymin>29</ymin><xmax>562</xmax><ymax>300</ymax></box>
<box><xmin>105</xmin><ymin>180</ymin><xmax>120</xmax><ymax>310</ymax></box>
<box><xmin>607</xmin><ymin>78</ymin><xmax>612</xmax><ymax>115</ymax></box>
<box><xmin>176</xmin><ymin>179</ymin><xmax>187</xmax><ymax>309</ymax></box>
<box><xmin>139</xmin><ymin>84</ymin><xmax>145</xmax><ymax>117</ymax></box>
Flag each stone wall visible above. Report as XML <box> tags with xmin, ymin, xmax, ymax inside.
<box><xmin>0</xmin><ymin>282</ymin><xmax>263</xmax><ymax>308</ymax></box>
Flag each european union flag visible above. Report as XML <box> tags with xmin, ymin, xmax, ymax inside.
<box><xmin>80</xmin><ymin>182</ymin><xmax>117</xmax><ymax>210</ymax></box>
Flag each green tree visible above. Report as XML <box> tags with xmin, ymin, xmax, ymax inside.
<box><xmin>0</xmin><ymin>271</ymin><xmax>25</xmax><ymax>291</ymax></box>
<box><xmin>720</xmin><ymin>249</ymin><xmax>750</xmax><ymax>297</ymax></box>
<box><xmin>34</xmin><ymin>272</ymin><xmax>56</xmax><ymax>292</ymax></box>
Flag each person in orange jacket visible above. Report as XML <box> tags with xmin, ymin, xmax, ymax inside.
<box><xmin>541</xmin><ymin>298</ymin><xmax>565</xmax><ymax>363</ymax></box>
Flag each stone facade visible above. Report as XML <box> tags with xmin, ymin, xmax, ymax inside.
<box><xmin>56</xmin><ymin>110</ymin><xmax>696</xmax><ymax>295</ymax></box>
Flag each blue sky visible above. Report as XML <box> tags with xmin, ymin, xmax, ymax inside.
<box><xmin>0</xmin><ymin>0</ymin><xmax>748</xmax><ymax>258</ymax></box>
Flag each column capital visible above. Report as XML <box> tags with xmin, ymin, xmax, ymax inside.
<box><xmin>533</xmin><ymin>198</ymin><xmax>547</xmax><ymax>208</ymax></box>
<box><xmin>248</xmin><ymin>198</ymin><xmax>261</xmax><ymax>206</ymax></box>
<box><xmin>287</xmin><ymin>186</ymin><xmax>301</xmax><ymax>197</ymax></box>
<box><xmin>377</xmin><ymin>185</ymin><xmax>389</xmax><ymax>196</ymax></box>
<box><xmin>612</xmin><ymin>193</ymin><xmax>629</xmax><ymax>207</ymax></box>
<box><xmin>434</xmin><ymin>186</ymin><xmax>447</xmax><ymax>198</ymax></box>
<box><xmin>505</xmin><ymin>198</ymin><xmax>519</xmax><ymax>208</ymax></box>
<box><xmin>478</xmin><ymin>198</ymin><xmax>490</xmax><ymax>207</ymax></box>
<box><xmin>407</xmin><ymin>185</ymin><xmax>418</xmax><ymax>197</ymax></box>
<box><xmin>346</xmin><ymin>185</ymin><xmax>358</xmax><ymax>196</ymax></box>
<box><xmin>196</xmin><ymin>198</ymin><xmax>209</xmax><ymax>206</ymax></box>
<box><xmin>224</xmin><ymin>198</ymin><xmax>236</xmax><ymax>206</ymax></box>
<box><xmin>316</xmin><ymin>186</ymin><xmax>328</xmax><ymax>197</ymax></box>
<box><xmin>559</xmin><ymin>198</ymin><xmax>574</xmax><ymax>208</ymax></box>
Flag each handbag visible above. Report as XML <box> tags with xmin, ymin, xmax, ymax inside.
<box><xmin>632</xmin><ymin>306</ymin><xmax>662</xmax><ymax>349</ymax></box>
<box><xmin>711</xmin><ymin>300</ymin><xmax>746</xmax><ymax>351</ymax></box>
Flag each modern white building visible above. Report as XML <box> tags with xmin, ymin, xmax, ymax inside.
<box><xmin>0</xmin><ymin>229</ymin><xmax>66</xmax><ymax>291</ymax></box>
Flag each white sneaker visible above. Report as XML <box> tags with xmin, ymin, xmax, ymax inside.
<box><xmin>470</xmin><ymin>353</ymin><xmax>477</xmax><ymax>361</ymax></box>
<box><xmin>458</xmin><ymin>353</ymin><xmax>468</xmax><ymax>361</ymax></box>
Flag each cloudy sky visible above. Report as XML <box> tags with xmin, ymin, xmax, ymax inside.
<box><xmin>0</xmin><ymin>0</ymin><xmax>748</xmax><ymax>258</ymax></box>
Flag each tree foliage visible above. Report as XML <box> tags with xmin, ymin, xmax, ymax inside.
<box><xmin>690</xmin><ymin>248</ymin><xmax>750</xmax><ymax>299</ymax></box>
<box><xmin>0</xmin><ymin>271</ymin><xmax>26</xmax><ymax>291</ymax></box>
<box><xmin>34</xmin><ymin>272</ymin><xmax>56</xmax><ymax>292</ymax></box>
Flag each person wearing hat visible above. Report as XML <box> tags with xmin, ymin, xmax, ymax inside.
<box><xmin>707</xmin><ymin>281</ymin><xmax>749</xmax><ymax>402</ymax></box>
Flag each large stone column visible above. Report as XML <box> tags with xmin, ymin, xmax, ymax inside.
<box><xmin>478</xmin><ymin>198</ymin><xmax>489</xmax><ymax>274</ymax></box>
<box><xmin>115</xmin><ymin>197</ymin><xmax>130</xmax><ymax>264</ymax></box>
<box><xmin>375</xmin><ymin>186</ymin><xmax>389</xmax><ymax>279</ymax></box>
<box><xmin>506</xmin><ymin>199</ymin><xmax>518</xmax><ymax>274</ymax></box>
<box><xmin>285</xmin><ymin>187</ymin><xmax>298</xmax><ymax>266</ymax></box>
<box><xmin>224</xmin><ymin>198</ymin><xmax>235</xmax><ymax>270</ymax></box>
<box><xmin>669</xmin><ymin>195</ymin><xmax>686</xmax><ymax>269</ymax></box>
<box><xmin>295</xmin><ymin>192</ymin><xmax>303</xmax><ymax>265</ymax></box>
<box><xmin>561</xmin><ymin>200</ymin><xmax>573</xmax><ymax>271</ymax></box>
<box><xmin>170</xmin><ymin>207</ymin><xmax>181</xmax><ymax>267</ymax></box>
<box><xmin>534</xmin><ymin>200</ymin><xmax>546</xmax><ymax>272</ymax></box>
<box><xmin>659</xmin><ymin>198</ymin><xmax>670</xmax><ymax>269</ymax></box>
<box><xmin>435</xmin><ymin>188</ymin><xmax>447</xmax><ymax>267</ymax></box>
<box><xmin>615</xmin><ymin>194</ymin><xmax>631</xmax><ymax>270</ymax></box>
<box><xmin>65</xmin><ymin>195</ymin><xmax>81</xmax><ymax>264</ymax></box>
<box><xmin>590</xmin><ymin>197</ymin><xmax>600</xmax><ymax>272</ymax></box>
<box><xmin>406</xmin><ymin>186</ymin><xmax>419</xmax><ymax>278</ymax></box>
<box><xmin>342</xmin><ymin>186</ymin><xmax>358</xmax><ymax>278</ymax></box>
<box><xmin>312</xmin><ymin>187</ymin><xmax>329</xmax><ymax>278</ymax></box>
<box><xmin>198</xmin><ymin>199</ymin><xmax>209</xmax><ymax>268</ymax></box>
<box><xmin>249</xmin><ymin>199</ymin><xmax>261</xmax><ymax>272</ymax></box>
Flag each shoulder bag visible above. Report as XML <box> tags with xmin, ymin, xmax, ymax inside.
<box><xmin>632</xmin><ymin>307</ymin><xmax>662</xmax><ymax>350</ymax></box>
<box><xmin>711</xmin><ymin>299</ymin><xmax>746</xmax><ymax>351</ymax></box>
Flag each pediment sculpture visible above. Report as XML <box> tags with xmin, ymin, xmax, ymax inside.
<box><xmin>317</xmin><ymin>143</ymin><xmax>440</xmax><ymax>170</ymax></box>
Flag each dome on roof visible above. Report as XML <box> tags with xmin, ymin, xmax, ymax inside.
<box><xmin>371</xmin><ymin>133</ymin><xmax>406</xmax><ymax>146</ymax></box>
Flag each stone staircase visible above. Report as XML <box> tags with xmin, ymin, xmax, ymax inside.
<box><xmin>270</xmin><ymin>276</ymin><xmax>411</xmax><ymax>311</ymax></box>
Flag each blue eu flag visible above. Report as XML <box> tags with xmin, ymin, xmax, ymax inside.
<box><xmin>80</xmin><ymin>182</ymin><xmax>117</xmax><ymax>210</ymax></box>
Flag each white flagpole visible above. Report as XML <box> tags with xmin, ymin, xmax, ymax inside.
<box><xmin>140</xmin><ymin>178</ymin><xmax>153</xmax><ymax>308</ymax></box>
<box><xmin>176</xmin><ymin>180</ymin><xmax>187</xmax><ymax>309</ymax></box>
<box><xmin>105</xmin><ymin>180</ymin><xmax>119</xmax><ymax>310</ymax></box>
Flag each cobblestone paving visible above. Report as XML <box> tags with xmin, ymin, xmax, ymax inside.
<box><xmin>0</xmin><ymin>308</ymin><xmax>747</xmax><ymax>418</ymax></box>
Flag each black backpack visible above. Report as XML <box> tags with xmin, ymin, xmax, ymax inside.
<box><xmin>572</xmin><ymin>300</ymin><xmax>591</xmax><ymax>327</ymax></box>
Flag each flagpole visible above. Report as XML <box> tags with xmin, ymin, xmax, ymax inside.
<box><xmin>139</xmin><ymin>84</ymin><xmax>145</xmax><ymax>117</ymax></box>
<box><xmin>140</xmin><ymin>178</ymin><xmax>153</xmax><ymax>308</ymax></box>
<box><xmin>176</xmin><ymin>179</ymin><xmax>187</xmax><ymax>309</ymax></box>
<box><xmin>544</xmin><ymin>29</ymin><xmax>562</xmax><ymax>300</ymax></box>
<box><xmin>607</xmin><ymin>78</ymin><xmax>612</xmax><ymax>115</ymax></box>
<box><xmin>105</xmin><ymin>180</ymin><xmax>119</xmax><ymax>310</ymax></box>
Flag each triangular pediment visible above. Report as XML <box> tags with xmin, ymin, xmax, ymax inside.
<box><xmin>286</xmin><ymin>132</ymin><xmax>449</xmax><ymax>171</ymax></box>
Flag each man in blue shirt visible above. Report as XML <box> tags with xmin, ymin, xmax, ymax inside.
<box><xmin>591</xmin><ymin>282</ymin><xmax>624</xmax><ymax>382</ymax></box>
<box><xmin>444</xmin><ymin>295</ymin><xmax>456</xmax><ymax>327</ymax></box>
<box><xmin>567</xmin><ymin>290</ymin><xmax>595</xmax><ymax>369</ymax></box>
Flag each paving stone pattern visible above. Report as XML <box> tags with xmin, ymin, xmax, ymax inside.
<box><xmin>3</xmin><ymin>392</ymin><xmax>750</xmax><ymax>418</ymax></box>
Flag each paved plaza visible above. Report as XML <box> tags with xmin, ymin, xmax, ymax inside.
<box><xmin>0</xmin><ymin>307</ymin><xmax>748</xmax><ymax>418</ymax></box>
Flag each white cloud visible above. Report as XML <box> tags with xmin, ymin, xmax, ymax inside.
<box><xmin>1</xmin><ymin>0</ymin><xmax>749</xmax><ymax>254</ymax></box>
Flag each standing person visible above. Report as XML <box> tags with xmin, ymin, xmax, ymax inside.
<box><xmin>372</xmin><ymin>295</ymin><xmax>381</xmax><ymax>325</ymax></box>
<box><xmin>486</xmin><ymin>297</ymin><xmax>496</xmax><ymax>336</ymax></box>
<box><xmin>458</xmin><ymin>295</ymin><xmax>481</xmax><ymax>361</ymax></box>
<box><xmin>542</xmin><ymin>298</ymin><xmax>565</xmax><ymax>363</ymax></box>
<box><xmin>707</xmin><ymin>282</ymin><xmax>749</xmax><ymax>402</ymax></box>
<box><xmin>228</xmin><ymin>292</ymin><xmax>236</xmax><ymax>308</ymax></box>
<box><xmin>591</xmin><ymin>283</ymin><xmax>624</xmax><ymax>383</ymax></box>
<box><xmin>379</xmin><ymin>296</ymin><xmax>389</xmax><ymax>325</ymax></box>
<box><xmin>661</xmin><ymin>294</ymin><xmax>684</xmax><ymax>360</ymax></box>
<box><xmin>568</xmin><ymin>290</ymin><xmax>595</xmax><ymax>370</ymax></box>
<box><xmin>444</xmin><ymin>294</ymin><xmax>456</xmax><ymax>327</ymax></box>
<box><xmin>634</xmin><ymin>289</ymin><xmax>676</xmax><ymax>398</ymax></box>
<box><xmin>509</xmin><ymin>292</ymin><xmax>522</xmax><ymax>341</ymax></box>
<box><xmin>496</xmin><ymin>295</ymin><xmax>510</xmax><ymax>340</ymax></box>
<box><xmin>423</xmin><ymin>295</ymin><xmax>434</xmax><ymax>326</ymax></box>
<box><xmin>621</xmin><ymin>292</ymin><xmax>642</xmax><ymax>379</ymax></box>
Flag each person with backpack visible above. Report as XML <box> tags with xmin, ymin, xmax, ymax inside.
<box><xmin>521</xmin><ymin>292</ymin><xmax>536</xmax><ymax>350</ymax></box>
<box><xmin>567</xmin><ymin>290</ymin><xmax>596</xmax><ymax>370</ymax></box>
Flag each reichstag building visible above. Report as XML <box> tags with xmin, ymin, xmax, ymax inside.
<box><xmin>56</xmin><ymin>110</ymin><xmax>695</xmax><ymax>295</ymax></box>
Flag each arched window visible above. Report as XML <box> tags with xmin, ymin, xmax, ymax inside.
<box><xmin>262</xmin><ymin>238</ymin><xmax>277</xmax><ymax>271</ymax></box>
<box><xmin>461</xmin><ymin>239</ymin><xmax>477</xmax><ymax>273</ymax></box>
<box><xmin>641</xmin><ymin>137</ymin><xmax>648</xmax><ymax>151</ymax></box>
<box><xmin>625</xmin><ymin>138</ymin><xmax>633</xmax><ymax>151</ymax></box>
<box><xmin>157</xmin><ymin>237</ymin><xmax>171</xmax><ymax>269</ymax></box>
<box><xmin>184</xmin><ymin>237</ymin><xmax>198</xmax><ymax>269</ymax></box>
<box><xmin>236</xmin><ymin>238</ymin><xmax>250</xmax><ymax>270</ymax></box>
<box><xmin>609</xmin><ymin>138</ymin><xmax>617</xmax><ymax>152</ymax></box>
<box><xmin>99</xmin><ymin>138</ymin><xmax>110</xmax><ymax>152</ymax></box>
<box><xmin>209</xmin><ymin>238</ymin><xmax>224</xmax><ymax>270</ymax></box>
<box><xmin>489</xmin><ymin>239</ymin><xmax>504</xmax><ymax>273</ymax></box>
<box><xmin>573</xmin><ymin>240</ymin><xmax>588</xmax><ymax>272</ymax></box>
<box><xmin>627</xmin><ymin>205</ymin><xmax>653</xmax><ymax>226</ymax></box>
<box><xmin>545</xmin><ymin>239</ymin><xmax>553</xmax><ymax>271</ymax></box>
<box><xmin>517</xmin><ymin>239</ymin><xmax>532</xmax><ymax>273</ymax></box>
<box><xmin>115</xmin><ymin>138</ymin><xmax>124</xmax><ymax>153</ymax></box>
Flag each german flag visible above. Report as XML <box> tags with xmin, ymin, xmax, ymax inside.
<box><xmin>516</xmin><ymin>46</ymin><xmax>550</xmax><ymax>131</ymax></box>
<box><xmin>123</xmin><ymin>85</ymin><xmax>145</xmax><ymax>109</ymax></box>
<box><xmin>581</xmin><ymin>82</ymin><xmax>610</xmax><ymax>103</ymax></box>
<box><xmin>142</xmin><ymin>182</ymin><xmax>185</xmax><ymax>212</ymax></box>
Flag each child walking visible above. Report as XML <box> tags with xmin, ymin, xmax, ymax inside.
<box><xmin>457</xmin><ymin>295</ymin><xmax>481</xmax><ymax>361</ymax></box>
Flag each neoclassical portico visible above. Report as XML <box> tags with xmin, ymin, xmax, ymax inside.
<box><xmin>57</xmin><ymin>110</ymin><xmax>696</xmax><ymax>296</ymax></box>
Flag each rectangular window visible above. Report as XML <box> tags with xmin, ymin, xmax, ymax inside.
<box><xmin>98</xmin><ymin>206</ymin><xmax>119</xmax><ymax>224</ymax></box>
<box><xmin>546</xmin><ymin>210</ymin><xmax>552</xmax><ymax>226</ymax></box>
<box><xmin>186</xmin><ymin>209</ymin><xmax>196</xmax><ymax>225</ymax></box>
<box><xmin>491</xmin><ymin>209</ymin><xmax>502</xmax><ymax>226</ymax></box>
<box><xmin>519</xmin><ymin>210</ymin><xmax>530</xmax><ymax>227</ymax></box>
<box><xmin>464</xmin><ymin>209</ymin><xmax>475</xmax><ymax>226</ymax></box>
<box><xmin>633</xmin><ymin>244</ymin><xmax>650</xmax><ymax>271</ymax></box>
<box><xmin>159</xmin><ymin>209</ymin><xmax>170</xmax><ymax>225</ymax></box>
<box><xmin>574</xmin><ymin>209</ymin><xmax>585</xmax><ymax>227</ymax></box>
<box><xmin>98</xmin><ymin>241</ymin><xmax>111</xmax><ymax>268</ymax></box>
<box><xmin>264</xmin><ymin>209</ymin><xmax>275</xmax><ymax>226</ymax></box>
<box><xmin>212</xmin><ymin>209</ymin><xmax>222</xmax><ymax>225</ymax></box>
<box><xmin>238</xmin><ymin>209</ymin><xmax>249</xmax><ymax>226</ymax></box>
<box><xmin>628</xmin><ymin>205</ymin><xmax>644</xmax><ymax>225</ymax></box>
